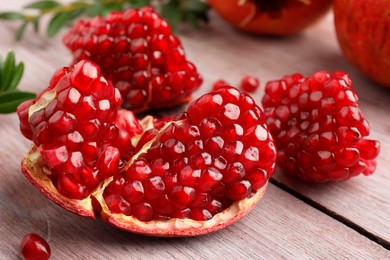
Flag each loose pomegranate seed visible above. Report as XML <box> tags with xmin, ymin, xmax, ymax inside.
<box><xmin>20</xmin><ymin>233</ymin><xmax>51</xmax><ymax>260</ymax></box>
<box><xmin>262</xmin><ymin>71</ymin><xmax>380</xmax><ymax>182</ymax></box>
<box><xmin>103</xmin><ymin>86</ymin><xmax>276</xmax><ymax>221</ymax></box>
<box><xmin>63</xmin><ymin>7</ymin><xmax>202</xmax><ymax>112</ymax></box>
<box><xmin>212</xmin><ymin>79</ymin><xmax>229</xmax><ymax>91</ymax></box>
<box><xmin>240</xmin><ymin>75</ymin><xmax>260</xmax><ymax>93</ymax></box>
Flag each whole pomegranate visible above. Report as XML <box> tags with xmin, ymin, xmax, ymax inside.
<box><xmin>208</xmin><ymin>0</ymin><xmax>332</xmax><ymax>36</ymax></box>
<box><xmin>334</xmin><ymin>0</ymin><xmax>390</xmax><ymax>87</ymax></box>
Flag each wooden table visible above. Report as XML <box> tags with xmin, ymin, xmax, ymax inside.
<box><xmin>1</xmin><ymin>1</ymin><xmax>389</xmax><ymax>259</ymax></box>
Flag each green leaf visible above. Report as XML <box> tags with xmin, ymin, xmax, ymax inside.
<box><xmin>100</xmin><ymin>3</ymin><xmax>124</xmax><ymax>16</ymax></box>
<box><xmin>0</xmin><ymin>91</ymin><xmax>36</xmax><ymax>114</ymax></box>
<box><xmin>85</xmin><ymin>2</ymin><xmax>103</xmax><ymax>17</ymax></box>
<box><xmin>47</xmin><ymin>8</ymin><xmax>84</xmax><ymax>37</ymax></box>
<box><xmin>9</xmin><ymin>63</ymin><xmax>24</xmax><ymax>90</ymax></box>
<box><xmin>128</xmin><ymin>0</ymin><xmax>151</xmax><ymax>8</ymax></box>
<box><xmin>0</xmin><ymin>52</ymin><xmax>16</xmax><ymax>91</ymax></box>
<box><xmin>32</xmin><ymin>18</ymin><xmax>40</xmax><ymax>33</ymax></box>
<box><xmin>16</xmin><ymin>21</ymin><xmax>29</xmax><ymax>41</ymax></box>
<box><xmin>24</xmin><ymin>0</ymin><xmax>61</xmax><ymax>10</ymax></box>
<box><xmin>0</xmin><ymin>12</ymin><xmax>24</xmax><ymax>20</ymax></box>
<box><xmin>183</xmin><ymin>0</ymin><xmax>209</xmax><ymax>12</ymax></box>
<box><xmin>161</xmin><ymin>1</ymin><xmax>183</xmax><ymax>29</ymax></box>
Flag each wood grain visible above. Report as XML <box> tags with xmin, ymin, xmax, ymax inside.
<box><xmin>1</xmin><ymin>1</ymin><xmax>389</xmax><ymax>258</ymax></box>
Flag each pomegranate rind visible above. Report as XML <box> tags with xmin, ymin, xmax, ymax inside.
<box><xmin>22</xmin><ymin>144</ymin><xmax>267</xmax><ymax>237</ymax></box>
<box><xmin>95</xmin><ymin>183</ymin><xmax>267</xmax><ymax>237</ymax></box>
<box><xmin>22</xmin><ymin>146</ymin><xmax>95</xmax><ymax>218</ymax></box>
<box><xmin>209</xmin><ymin>0</ymin><xmax>332</xmax><ymax>35</ymax></box>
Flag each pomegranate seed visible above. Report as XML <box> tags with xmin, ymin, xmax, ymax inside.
<box><xmin>21</xmin><ymin>233</ymin><xmax>51</xmax><ymax>260</ymax></box>
<box><xmin>212</xmin><ymin>79</ymin><xmax>229</xmax><ymax>91</ymax></box>
<box><xmin>240</xmin><ymin>75</ymin><xmax>260</xmax><ymax>93</ymax></box>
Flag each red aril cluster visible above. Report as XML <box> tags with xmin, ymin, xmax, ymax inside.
<box><xmin>103</xmin><ymin>87</ymin><xmax>276</xmax><ymax>221</ymax></box>
<box><xmin>17</xmin><ymin>60</ymin><xmax>141</xmax><ymax>199</ymax></box>
<box><xmin>63</xmin><ymin>7</ymin><xmax>202</xmax><ymax>112</ymax></box>
<box><xmin>262</xmin><ymin>71</ymin><xmax>380</xmax><ymax>182</ymax></box>
<box><xmin>20</xmin><ymin>233</ymin><xmax>51</xmax><ymax>260</ymax></box>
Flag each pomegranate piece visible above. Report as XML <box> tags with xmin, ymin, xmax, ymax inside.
<box><xmin>261</xmin><ymin>71</ymin><xmax>380</xmax><ymax>182</ymax></box>
<box><xmin>20</xmin><ymin>85</ymin><xmax>276</xmax><ymax>236</ymax></box>
<box><xmin>208</xmin><ymin>0</ymin><xmax>332</xmax><ymax>36</ymax></box>
<box><xmin>20</xmin><ymin>233</ymin><xmax>51</xmax><ymax>260</ymax></box>
<box><xmin>63</xmin><ymin>7</ymin><xmax>202</xmax><ymax>112</ymax></box>
<box><xmin>240</xmin><ymin>75</ymin><xmax>260</xmax><ymax>93</ymax></box>
<box><xmin>17</xmin><ymin>60</ymin><xmax>141</xmax><ymax>201</ymax></box>
<box><xmin>334</xmin><ymin>0</ymin><xmax>390</xmax><ymax>88</ymax></box>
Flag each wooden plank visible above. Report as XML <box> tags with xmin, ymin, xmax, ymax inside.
<box><xmin>1</xmin><ymin>178</ymin><xmax>389</xmax><ymax>259</ymax></box>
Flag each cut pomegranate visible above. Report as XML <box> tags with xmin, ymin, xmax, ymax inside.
<box><xmin>17</xmin><ymin>60</ymin><xmax>144</xmax><ymax>216</ymax></box>
<box><xmin>261</xmin><ymin>71</ymin><xmax>380</xmax><ymax>182</ymax></box>
<box><xmin>63</xmin><ymin>7</ymin><xmax>202</xmax><ymax>113</ymax></box>
<box><xmin>19</xmin><ymin>73</ymin><xmax>276</xmax><ymax>236</ymax></box>
<box><xmin>20</xmin><ymin>233</ymin><xmax>51</xmax><ymax>260</ymax></box>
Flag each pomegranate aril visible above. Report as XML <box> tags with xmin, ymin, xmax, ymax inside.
<box><xmin>122</xmin><ymin>180</ymin><xmax>144</xmax><ymax>204</ymax></box>
<box><xmin>212</xmin><ymin>79</ymin><xmax>229</xmax><ymax>91</ymax></box>
<box><xmin>226</xmin><ymin>180</ymin><xmax>252</xmax><ymax>201</ymax></box>
<box><xmin>198</xmin><ymin>168</ymin><xmax>223</xmax><ymax>192</ymax></box>
<box><xmin>356</xmin><ymin>139</ymin><xmax>380</xmax><ymax>160</ymax></box>
<box><xmin>169</xmin><ymin>186</ymin><xmax>196</xmax><ymax>209</ymax></box>
<box><xmin>21</xmin><ymin>233</ymin><xmax>51</xmax><ymax>260</ymax></box>
<box><xmin>179</xmin><ymin>166</ymin><xmax>201</xmax><ymax>187</ymax></box>
<box><xmin>144</xmin><ymin>176</ymin><xmax>166</xmax><ymax>201</ymax></box>
<box><xmin>96</xmin><ymin>146</ymin><xmax>120</xmax><ymax>178</ymax></box>
<box><xmin>240</xmin><ymin>75</ymin><xmax>260</xmax><ymax>93</ymax></box>
<box><xmin>133</xmin><ymin>203</ymin><xmax>154</xmax><ymax>221</ymax></box>
<box><xmin>190</xmin><ymin>208</ymin><xmax>212</xmax><ymax>221</ymax></box>
<box><xmin>105</xmin><ymin>194</ymin><xmax>132</xmax><ymax>215</ymax></box>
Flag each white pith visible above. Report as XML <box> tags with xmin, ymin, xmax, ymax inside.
<box><xmin>28</xmin><ymin>88</ymin><xmax>57</xmax><ymax>118</ymax></box>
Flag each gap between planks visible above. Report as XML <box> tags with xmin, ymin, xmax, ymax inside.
<box><xmin>269</xmin><ymin>178</ymin><xmax>390</xmax><ymax>251</ymax></box>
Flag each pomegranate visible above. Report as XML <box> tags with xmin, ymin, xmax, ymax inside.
<box><xmin>262</xmin><ymin>71</ymin><xmax>380</xmax><ymax>182</ymax></box>
<box><xmin>208</xmin><ymin>0</ymin><xmax>332</xmax><ymax>36</ymax></box>
<box><xmin>240</xmin><ymin>75</ymin><xmax>260</xmax><ymax>93</ymax></box>
<box><xmin>20</xmin><ymin>233</ymin><xmax>51</xmax><ymax>260</ymax></box>
<box><xmin>333</xmin><ymin>0</ymin><xmax>390</xmax><ymax>88</ymax></box>
<box><xmin>63</xmin><ymin>7</ymin><xmax>202</xmax><ymax>112</ymax></box>
<box><xmin>18</xmin><ymin>62</ymin><xmax>277</xmax><ymax>236</ymax></box>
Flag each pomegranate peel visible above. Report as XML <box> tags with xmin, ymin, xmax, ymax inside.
<box><xmin>22</xmin><ymin>146</ymin><xmax>95</xmax><ymax>218</ymax></box>
<box><xmin>209</xmin><ymin>0</ymin><xmax>332</xmax><ymax>36</ymax></box>
<box><xmin>95</xmin><ymin>184</ymin><xmax>266</xmax><ymax>237</ymax></box>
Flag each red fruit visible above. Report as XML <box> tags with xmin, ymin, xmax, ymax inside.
<box><xmin>63</xmin><ymin>7</ymin><xmax>202</xmax><ymax>112</ymax></box>
<box><xmin>209</xmin><ymin>0</ymin><xmax>332</xmax><ymax>36</ymax></box>
<box><xmin>334</xmin><ymin>0</ymin><xmax>390</xmax><ymax>87</ymax></box>
<box><xmin>16</xmin><ymin>60</ymin><xmax>142</xmax><ymax>207</ymax></box>
<box><xmin>20</xmin><ymin>86</ymin><xmax>276</xmax><ymax>236</ymax></box>
<box><xmin>240</xmin><ymin>75</ymin><xmax>260</xmax><ymax>93</ymax></box>
<box><xmin>261</xmin><ymin>71</ymin><xmax>380</xmax><ymax>182</ymax></box>
<box><xmin>21</xmin><ymin>233</ymin><xmax>50</xmax><ymax>260</ymax></box>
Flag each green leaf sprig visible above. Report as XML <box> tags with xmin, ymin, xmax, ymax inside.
<box><xmin>0</xmin><ymin>0</ymin><xmax>210</xmax><ymax>41</ymax></box>
<box><xmin>0</xmin><ymin>51</ymin><xmax>35</xmax><ymax>114</ymax></box>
